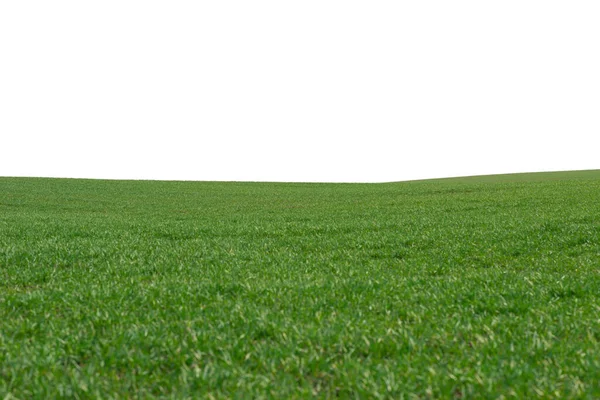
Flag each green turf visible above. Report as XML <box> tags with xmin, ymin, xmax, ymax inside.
<box><xmin>1</xmin><ymin>170</ymin><xmax>600</xmax><ymax>398</ymax></box>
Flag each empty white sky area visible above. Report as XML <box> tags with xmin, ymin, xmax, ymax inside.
<box><xmin>1</xmin><ymin>1</ymin><xmax>599</xmax><ymax>183</ymax></box>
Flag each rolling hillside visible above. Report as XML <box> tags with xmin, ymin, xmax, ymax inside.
<box><xmin>1</xmin><ymin>170</ymin><xmax>600</xmax><ymax>398</ymax></box>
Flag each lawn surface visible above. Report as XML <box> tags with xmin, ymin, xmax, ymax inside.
<box><xmin>1</xmin><ymin>170</ymin><xmax>600</xmax><ymax>398</ymax></box>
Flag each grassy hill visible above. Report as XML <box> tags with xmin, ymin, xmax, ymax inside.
<box><xmin>1</xmin><ymin>170</ymin><xmax>600</xmax><ymax>398</ymax></box>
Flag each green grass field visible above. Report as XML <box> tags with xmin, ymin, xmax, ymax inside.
<box><xmin>1</xmin><ymin>170</ymin><xmax>600</xmax><ymax>398</ymax></box>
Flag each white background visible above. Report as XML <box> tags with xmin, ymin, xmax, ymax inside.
<box><xmin>1</xmin><ymin>1</ymin><xmax>599</xmax><ymax>182</ymax></box>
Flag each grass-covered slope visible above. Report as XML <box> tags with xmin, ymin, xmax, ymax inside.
<box><xmin>1</xmin><ymin>170</ymin><xmax>600</xmax><ymax>398</ymax></box>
